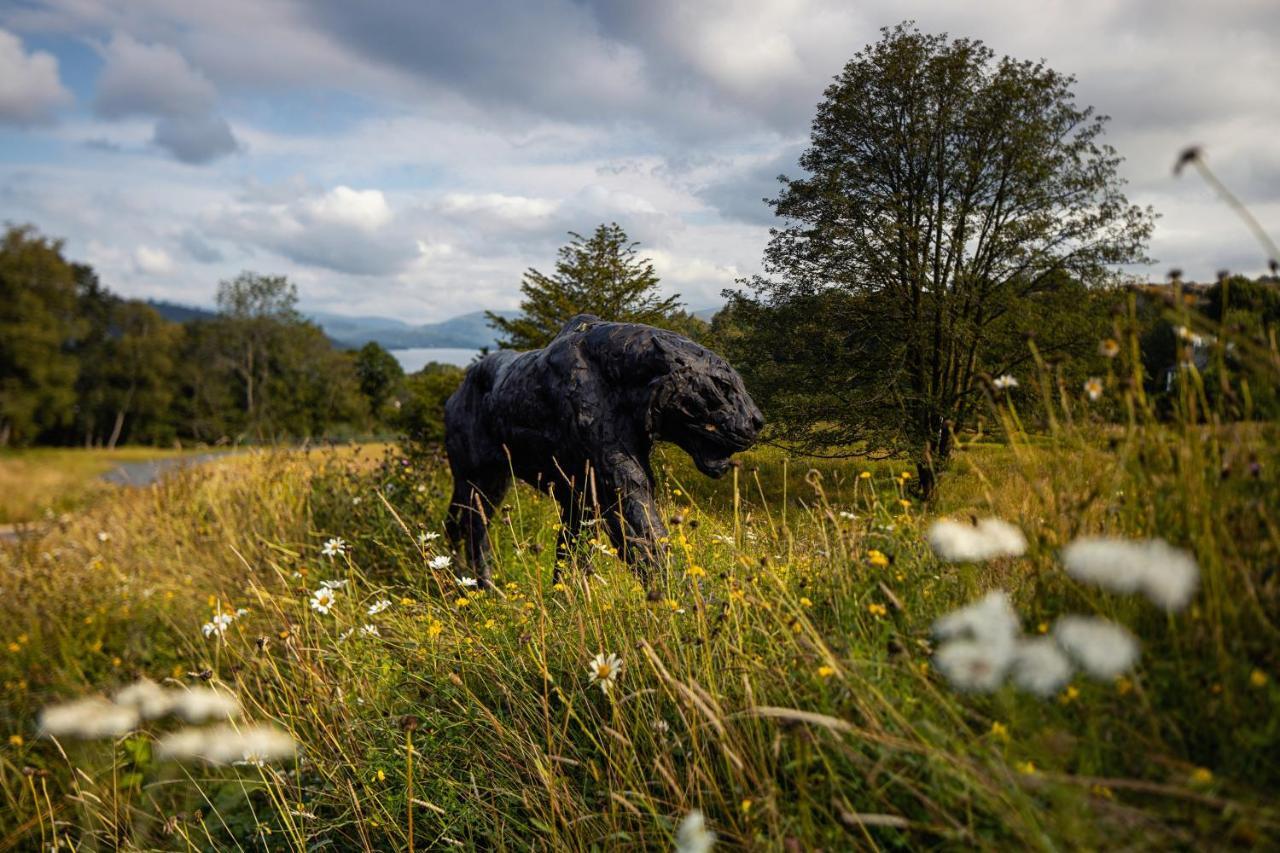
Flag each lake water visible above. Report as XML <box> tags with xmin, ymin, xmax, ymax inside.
<box><xmin>391</xmin><ymin>347</ymin><xmax>482</xmax><ymax>372</ymax></box>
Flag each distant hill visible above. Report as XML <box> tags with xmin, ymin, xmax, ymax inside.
<box><xmin>146</xmin><ymin>299</ymin><xmax>512</xmax><ymax>350</ymax></box>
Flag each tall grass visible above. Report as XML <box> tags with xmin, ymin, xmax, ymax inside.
<box><xmin>2</xmin><ymin>313</ymin><xmax>1278</xmax><ymax>848</ymax></box>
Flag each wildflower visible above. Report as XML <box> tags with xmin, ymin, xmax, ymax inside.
<box><xmin>360</xmin><ymin>624</ymin><xmax>380</xmax><ymax>637</ymax></box>
<box><xmin>817</xmin><ymin>665</ymin><xmax>835</xmax><ymax>679</ymax></box>
<box><xmin>740</xmin><ymin>798</ymin><xmax>753</xmax><ymax>815</ymax></box>
<box><xmin>838</xmin><ymin>510</ymin><xmax>856</xmax><ymax>520</ymax></box>
<box><xmin>428</xmin><ymin>555</ymin><xmax>452</xmax><ymax>571</ymax></box>
<box><xmin>367</xmin><ymin>599</ymin><xmax>391</xmax><ymax>616</ymax></box>
<box><xmin>202</xmin><ymin>613</ymin><xmax>234</xmax><ymax>638</ymax></box>
<box><xmin>1009</xmin><ymin>638</ymin><xmax>1074</xmax><ymax>697</ymax></box>
<box><xmin>455</xmin><ymin>576</ymin><xmax>479</xmax><ymax>590</ymax></box>
<box><xmin>553</xmin><ymin>582</ymin><xmax>568</xmax><ymax>593</ymax></box>
<box><xmin>114</xmin><ymin>679</ymin><xmax>175</xmax><ymax>719</ymax></box>
<box><xmin>1059</xmin><ymin>684</ymin><xmax>1080</xmax><ymax>704</ymax></box>
<box><xmin>310</xmin><ymin>586</ymin><xmax>338</xmax><ymax>614</ymax></box>
<box><xmin>352</xmin><ymin>496</ymin><xmax>362</xmax><ymax>505</ymax></box>
<box><xmin>799</xmin><ymin>596</ymin><xmax>813</xmax><ymax>608</ymax></box>
<box><xmin>934</xmin><ymin>639</ymin><xmax>1012</xmax><ymax>692</ymax></box>
<box><xmin>927</xmin><ymin>518</ymin><xmax>1027</xmax><ymax>562</ymax></box>
<box><xmin>1053</xmin><ymin>616</ymin><xmax>1139</xmax><ymax>679</ymax></box>
<box><xmin>867</xmin><ymin>602</ymin><xmax>887</xmax><ymax>618</ymax></box>
<box><xmin>866</xmin><ymin>549</ymin><xmax>889</xmax><ymax>567</ymax></box>
<box><xmin>1061</xmin><ymin>537</ymin><xmax>1199</xmax><ymax>611</ymax></box>
<box><xmin>990</xmin><ymin>721</ymin><xmax>1009</xmax><ymax>741</ymax></box>
<box><xmin>1015</xmin><ymin>760</ymin><xmax>1037</xmax><ymax>775</ymax></box>
<box><xmin>455</xmin><ymin>596</ymin><xmax>470</xmax><ymax>607</ymax></box>
<box><xmin>169</xmin><ymin>687</ymin><xmax>241</xmax><ymax>723</ymax></box>
<box><xmin>1083</xmin><ymin>377</ymin><xmax>1104</xmax><ymax>401</ymax></box>
<box><xmin>898</xmin><ymin>499</ymin><xmax>912</xmax><ymax>510</ymax></box>
<box><xmin>1099</xmin><ymin>338</ymin><xmax>1120</xmax><ymax>358</ymax></box>
<box><xmin>1250</xmin><ymin>669</ymin><xmax>1269</xmax><ymax>688</ymax></box>
<box><xmin>587</xmin><ymin>652</ymin><xmax>623</xmax><ymax>694</ymax></box>
<box><xmin>39</xmin><ymin>697</ymin><xmax>139</xmax><ymax>739</ymax></box>
<box><xmin>859</xmin><ymin>471</ymin><xmax>872</xmax><ymax>480</ymax></box>
<box><xmin>933</xmin><ymin>590</ymin><xmax>1020</xmax><ymax>649</ymax></box>
<box><xmin>675</xmin><ymin>809</ymin><xmax>716</xmax><ymax>853</ymax></box>
<box><xmin>992</xmin><ymin>375</ymin><xmax>1018</xmax><ymax>390</ymax></box>
<box><xmin>97</xmin><ymin>531</ymin><xmax>110</xmax><ymax>542</ymax></box>
<box><xmin>426</xmin><ymin>620</ymin><xmax>444</xmax><ymax>639</ymax></box>
<box><xmin>376</xmin><ymin>768</ymin><xmax>386</xmax><ymax>782</ymax></box>
<box><xmin>687</xmin><ymin>564</ymin><xmax>706</xmax><ymax>578</ymax></box>
<box><xmin>1189</xmin><ymin>767</ymin><xmax>1213</xmax><ymax>786</ymax></box>
<box><xmin>418</xmin><ymin>531</ymin><xmax>440</xmax><ymax>546</ymax></box>
<box><xmin>899</xmin><ymin>471</ymin><xmax>912</xmax><ymax>480</ymax></box>
<box><xmin>320</xmin><ymin>579</ymin><xmax>348</xmax><ymax>590</ymax></box>
<box><xmin>156</xmin><ymin>723</ymin><xmax>295</xmax><ymax>765</ymax></box>
<box><xmin>321</xmin><ymin>537</ymin><xmax>347</xmax><ymax>558</ymax></box>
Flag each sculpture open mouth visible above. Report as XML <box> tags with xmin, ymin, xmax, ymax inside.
<box><xmin>683</xmin><ymin>426</ymin><xmax>752</xmax><ymax>479</ymax></box>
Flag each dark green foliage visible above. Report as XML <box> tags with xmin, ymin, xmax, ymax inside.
<box><xmin>731</xmin><ymin>22</ymin><xmax>1153</xmax><ymax>486</ymax></box>
<box><xmin>399</xmin><ymin>362</ymin><xmax>465</xmax><ymax>453</ymax></box>
<box><xmin>354</xmin><ymin>341</ymin><xmax>406</xmax><ymax>424</ymax></box>
<box><xmin>486</xmin><ymin>223</ymin><xmax>684</xmax><ymax>350</ymax></box>
<box><xmin>0</xmin><ymin>225</ymin><xmax>83</xmax><ymax>446</ymax></box>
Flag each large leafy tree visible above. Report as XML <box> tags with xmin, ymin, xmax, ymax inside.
<box><xmin>354</xmin><ymin>341</ymin><xmax>406</xmax><ymax>425</ymax></box>
<box><xmin>487</xmin><ymin>223</ymin><xmax>685</xmax><ymax>350</ymax></box>
<box><xmin>730</xmin><ymin>22</ymin><xmax>1153</xmax><ymax>494</ymax></box>
<box><xmin>0</xmin><ymin>225</ymin><xmax>83</xmax><ymax>446</ymax></box>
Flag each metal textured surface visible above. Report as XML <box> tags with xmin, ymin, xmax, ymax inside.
<box><xmin>444</xmin><ymin>313</ymin><xmax>763</xmax><ymax>587</ymax></box>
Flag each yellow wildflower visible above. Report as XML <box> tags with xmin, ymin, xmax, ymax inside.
<box><xmin>799</xmin><ymin>597</ymin><xmax>813</xmax><ymax>608</ymax></box>
<box><xmin>817</xmin><ymin>665</ymin><xmax>835</xmax><ymax>679</ymax></box>
<box><xmin>1015</xmin><ymin>760</ymin><xmax>1037</xmax><ymax>775</ymax></box>
<box><xmin>900</xmin><ymin>471</ymin><xmax>912</xmax><ymax>480</ymax></box>
<box><xmin>1090</xmin><ymin>784</ymin><xmax>1114</xmax><ymax>799</ymax></box>
<box><xmin>1250</xmin><ymin>669</ymin><xmax>1269</xmax><ymax>688</ymax></box>
<box><xmin>687</xmin><ymin>564</ymin><xmax>706</xmax><ymax>578</ymax></box>
<box><xmin>740</xmin><ymin>798</ymin><xmax>753</xmax><ymax>815</ymax></box>
<box><xmin>867</xmin><ymin>602</ymin><xmax>887</xmax><ymax>618</ymax></box>
<box><xmin>5</xmin><ymin>643</ymin><xmax>18</xmax><ymax>654</ymax></box>
<box><xmin>866</xmin><ymin>550</ymin><xmax>889</xmax><ymax>567</ymax></box>
<box><xmin>484</xmin><ymin>619</ymin><xmax>496</xmax><ymax>630</ymax></box>
<box><xmin>1190</xmin><ymin>767</ymin><xmax>1213</xmax><ymax>786</ymax></box>
<box><xmin>858</xmin><ymin>471</ymin><xmax>872</xmax><ymax>480</ymax></box>
<box><xmin>898</xmin><ymin>499</ymin><xmax>911</xmax><ymax>510</ymax></box>
<box><xmin>427</xmin><ymin>620</ymin><xmax>443</xmax><ymax>639</ymax></box>
<box><xmin>1059</xmin><ymin>685</ymin><xmax>1080</xmax><ymax>705</ymax></box>
<box><xmin>553</xmin><ymin>582</ymin><xmax>568</xmax><ymax>593</ymax></box>
<box><xmin>376</xmin><ymin>769</ymin><xmax>386</xmax><ymax>782</ymax></box>
<box><xmin>400</xmin><ymin>597</ymin><xmax>416</xmax><ymax>607</ymax></box>
<box><xmin>1037</xmin><ymin>622</ymin><xmax>1049</xmax><ymax>634</ymax></box>
<box><xmin>455</xmin><ymin>596</ymin><xmax>470</xmax><ymax>607</ymax></box>
<box><xmin>8</xmin><ymin>735</ymin><xmax>22</xmax><ymax>747</ymax></box>
<box><xmin>990</xmin><ymin>721</ymin><xmax>1009</xmax><ymax>741</ymax></box>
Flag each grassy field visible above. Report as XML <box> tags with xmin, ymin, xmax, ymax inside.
<box><xmin>0</xmin><ymin>447</ymin><xmax>211</xmax><ymax>525</ymax></box>
<box><xmin>1</xmin><ymin>407</ymin><xmax>1277</xmax><ymax>848</ymax></box>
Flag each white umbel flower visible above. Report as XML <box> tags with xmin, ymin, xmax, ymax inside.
<box><xmin>1061</xmin><ymin>537</ymin><xmax>1199</xmax><ymax>611</ymax></box>
<box><xmin>156</xmin><ymin>723</ymin><xmax>296</xmax><ymax>765</ymax></box>
<box><xmin>927</xmin><ymin>518</ymin><xmax>1027</xmax><ymax>562</ymax></box>
<box><xmin>586</xmin><ymin>652</ymin><xmax>623</xmax><ymax>694</ymax></box>
<box><xmin>1053</xmin><ymin>615</ymin><xmax>1139</xmax><ymax>679</ymax></box>
<box><xmin>933</xmin><ymin>590</ymin><xmax>1020</xmax><ymax>649</ymax></box>
<box><xmin>1010</xmin><ymin>638</ymin><xmax>1074</xmax><ymax>697</ymax></box>
<box><xmin>40</xmin><ymin>697</ymin><xmax>139</xmax><ymax>739</ymax></box>
<box><xmin>675</xmin><ymin>809</ymin><xmax>716</xmax><ymax>853</ymax></box>
<box><xmin>934</xmin><ymin>638</ymin><xmax>1014</xmax><ymax>692</ymax></box>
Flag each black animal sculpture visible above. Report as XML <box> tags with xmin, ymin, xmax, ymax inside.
<box><xmin>444</xmin><ymin>314</ymin><xmax>763</xmax><ymax>587</ymax></box>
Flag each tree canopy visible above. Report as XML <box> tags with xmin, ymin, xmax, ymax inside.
<box><xmin>725</xmin><ymin>22</ymin><xmax>1153</xmax><ymax>492</ymax></box>
<box><xmin>487</xmin><ymin>223</ymin><xmax>687</xmax><ymax>350</ymax></box>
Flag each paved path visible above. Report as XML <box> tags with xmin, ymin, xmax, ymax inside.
<box><xmin>1</xmin><ymin>451</ymin><xmax>232</xmax><ymax>543</ymax></box>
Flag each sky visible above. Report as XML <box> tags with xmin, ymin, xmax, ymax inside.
<box><xmin>0</xmin><ymin>0</ymin><xmax>1277</xmax><ymax>324</ymax></box>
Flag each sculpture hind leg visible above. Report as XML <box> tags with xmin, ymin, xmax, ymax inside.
<box><xmin>599</xmin><ymin>459</ymin><xmax>669</xmax><ymax>587</ymax></box>
<box><xmin>445</xmin><ymin>467</ymin><xmax>511</xmax><ymax>589</ymax></box>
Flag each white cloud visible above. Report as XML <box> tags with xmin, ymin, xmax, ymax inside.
<box><xmin>0</xmin><ymin>27</ymin><xmax>71</xmax><ymax>124</ymax></box>
<box><xmin>94</xmin><ymin>32</ymin><xmax>217</xmax><ymax>118</ymax></box>
<box><xmin>307</xmin><ymin>186</ymin><xmax>394</xmax><ymax>231</ymax></box>
<box><xmin>133</xmin><ymin>245</ymin><xmax>174</xmax><ymax>275</ymax></box>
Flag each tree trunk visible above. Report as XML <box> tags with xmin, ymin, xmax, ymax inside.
<box><xmin>107</xmin><ymin>410</ymin><xmax>126</xmax><ymax>449</ymax></box>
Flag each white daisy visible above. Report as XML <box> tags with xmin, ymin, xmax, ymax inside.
<box><xmin>992</xmin><ymin>374</ymin><xmax>1018</xmax><ymax>390</ymax></box>
<box><xmin>1053</xmin><ymin>615</ymin><xmax>1139</xmax><ymax>679</ymax></box>
<box><xmin>359</xmin><ymin>624</ymin><xmax>380</xmax><ymax>637</ymax></box>
<box><xmin>1083</xmin><ymin>377</ymin><xmax>1104</xmax><ymax>401</ymax></box>
<box><xmin>428</xmin><ymin>555</ymin><xmax>452</xmax><ymax>571</ymax></box>
<box><xmin>927</xmin><ymin>518</ymin><xmax>1027</xmax><ymax>562</ymax></box>
<box><xmin>367</xmin><ymin>599</ymin><xmax>392</xmax><ymax>616</ymax></box>
<box><xmin>202</xmin><ymin>612</ymin><xmax>234</xmax><ymax>638</ymax></box>
<box><xmin>321</xmin><ymin>537</ymin><xmax>347</xmax><ymax>558</ymax></box>
<box><xmin>1009</xmin><ymin>638</ymin><xmax>1074</xmax><ymax>697</ymax></box>
<box><xmin>457</xmin><ymin>576</ymin><xmax>478</xmax><ymax>588</ymax></box>
<box><xmin>310</xmin><ymin>586</ymin><xmax>337</xmax><ymax>614</ymax></box>
<box><xmin>417</xmin><ymin>531</ymin><xmax>440</xmax><ymax>546</ymax></box>
<box><xmin>586</xmin><ymin>652</ymin><xmax>623</xmax><ymax>694</ymax></box>
<box><xmin>320</xmin><ymin>579</ymin><xmax>348</xmax><ymax>590</ymax></box>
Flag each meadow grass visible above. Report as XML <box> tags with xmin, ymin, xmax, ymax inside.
<box><xmin>0</xmin><ymin>447</ymin><xmax>211</xmax><ymax>526</ymax></box>
<box><xmin>1</xmin><ymin>390</ymin><xmax>1277</xmax><ymax>850</ymax></box>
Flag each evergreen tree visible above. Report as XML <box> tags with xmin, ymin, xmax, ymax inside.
<box><xmin>487</xmin><ymin>223</ymin><xmax>682</xmax><ymax>349</ymax></box>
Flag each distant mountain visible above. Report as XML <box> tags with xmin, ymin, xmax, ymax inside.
<box><xmin>145</xmin><ymin>300</ymin><xmax>511</xmax><ymax>350</ymax></box>
<box><xmin>147</xmin><ymin>299</ymin><xmax>218</xmax><ymax>324</ymax></box>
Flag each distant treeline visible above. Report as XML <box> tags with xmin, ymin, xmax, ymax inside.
<box><xmin>0</xmin><ymin>225</ymin><xmax>461</xmax><ymax>448</ymax></box>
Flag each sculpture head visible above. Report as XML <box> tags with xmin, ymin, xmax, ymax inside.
<box><xmin>649</xmin><ymin>351</ymin><xmax>764</xmax><ymax>478</ymax></box>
